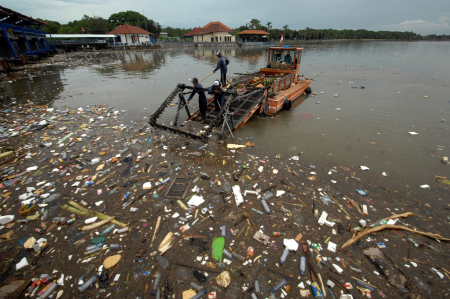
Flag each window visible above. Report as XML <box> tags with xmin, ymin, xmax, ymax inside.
<box><xmin>220</xmin><ymin>36</ymin><xmax>222</xmax><ymax>41</ymax></box>
<box><xmin>215</xmin><ymin>37</ymin><xmax>218</xmax><ymax>42</ymax></box>
<box><xmin>211</xmin><ymin>37</ymin><xmax>214</xmax><ymax>42</ymax></box>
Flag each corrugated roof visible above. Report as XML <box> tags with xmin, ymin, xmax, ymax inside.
<box><xmin>182</xmin><ymin>27</ymin><xmax>203</xmax><ymax>37</ymax></box>
<box><xmin>108</xmin><ymin>24</ymin><xmax>151</xmax><ymax>35</ymax></box>
<box><xmin>237</xmin><ymin>30</ymin><xmax>270</xmax><ymax>35</ymax></box>
<box><xmin>0</xmin><ymin>5</ymin><xmax>47</xmax><ymax>26</ymax></box>
<box><xmin>46</xmin><ymin>34</ymin><xmax>116</xmax><ymax>38</ymax></box>
<box><xmin>197</xmin><ymin>21</ymin><xmax>231</xmax><ymax>35</ymax></box>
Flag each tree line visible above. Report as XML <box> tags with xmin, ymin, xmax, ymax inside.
<box><xmin>236</xmin><ymin>19</ymin><xmax>421</xmax><ymax>40</ymax></box>
<box><xmin>38</xmin><ymin>11</ymin><xmax>161</xmax><ymax>35</ymax></box>
<box><xmin>38</xmin><ymin>14</ymin><xmax>422</xmax><ymax>40</ymax></box>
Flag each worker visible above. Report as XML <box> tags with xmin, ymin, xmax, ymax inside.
<box><xmin>208</xmin><ymin>80</ymin><xmax>224</xmax><ymax>112</ymax></box>
<box><xmin>213</xmin><ymin>51</ymin><xmax>229</xmax><ymax>86</ymax></box>
<box><xmin>284</xmin><ymin>52</ymin><xmax>292</xmax><ymax>64</ymax></box>
<box><xmin>187</xmin><ymin>77</ymin><xmax>207</xmax><ymax>122</ymax></box>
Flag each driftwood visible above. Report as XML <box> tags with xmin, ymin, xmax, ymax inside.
<box><xmin>383</xmin><ymin>211</ymin><xmax>417</xmax><ymax>221</ymax></box>
<box><xmin>341</xmin><ymin>224</ymin><xmax>450</xmax><ymax>251</ymax></box>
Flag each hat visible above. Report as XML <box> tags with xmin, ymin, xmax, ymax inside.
<box><xmin>216</xmin><ymin>51</ymin><xmax>221</xmax><ymax>57</ymax></box>
<box><xmin>213</xmin><ymin>80</ymin><xmax>220</xmax><ymax>86</ymax></box>
<box><xmin>192</xmin><ymin>77</ymin><xmax>198</xmax><ymax>83</ymax></box>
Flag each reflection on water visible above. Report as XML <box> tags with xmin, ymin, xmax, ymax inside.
<box><xmin>3</xmin><ymin>42</ymin><xmax>450</xmax><ymax>200</ymax></box>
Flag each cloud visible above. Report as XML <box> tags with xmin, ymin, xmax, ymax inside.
<box><xmin>385</xmin><ymin>16</ymin><xmax>450</xmax><ymax>35</ymax></box>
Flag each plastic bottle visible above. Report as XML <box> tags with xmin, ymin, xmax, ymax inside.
<box><xmin>250</xmin><ymin>293</ymin><xmax>258</xmax><ymax>299</ymax></box>
<box><xmin>116</xmin><ymin>227</ymin><xmax>129</xmax><ymax>233</ymax></box>
<box><xmin>179</xmin><ymin>217</ymin><xmax>189</xmax><ymax>223</ymax></box>
<box><xmin>119</xmin><ymin>147</ymin><xmax>130</xmax><ymax>155</ymax></box>
<box><xmin>44</xmin><ymin>193</ymin><xmax>60</xmax><ymax>203</ymax></box>
<box><xmin>86</xmin><ymin>243</ymin><xmax>104</xmax><ymax>251</ymax></box>
<box><xmin>262</xmin><ymin>192</ymin><xmax>273</xmax><ymax>201</ymax></box>
<box><xmin>221</xmin><ymin>224</ymin><xmax>226</xmax><ymax>237</ymax></box>
<box><xmin>279</xmin><ymin>248</ymin><xmax>289</xmax><ymax>265</ymax></box>
<box><xmin>37</xmin><ymin>282</ymin><xmax>53</xmax><ymax>297</ymax></box>
<box><xmin>101</xmin><ymin>224</ymin><xmax>116</xmax><ymax>235</ymax></box>
<box><xmin>190</xmin><ymin>290</ymin><xmax>207</xmax><ymax>299</ymax></box>
<box><xmin>222</xmin><ymin>249</ymin><xmax>233</xmax><ymax>259</ymax></box>
<box><xmin>78</xmin><ymin>274</ymin><xmax>99</xmax><ymax>292</ymax></box>
<box><xmin>33</xmin><ymin>243</ymin><xmax>43</xmax><ymax>253</ymax></box>
<box><xmin>273</xmin><ymin>232</ymin><xmax>284</xmax><ymax>237</ymax></box>
<box><xmin>42</xmin><ymin>210</ymin><xmax>48</xmax><ymax>221</ymax></box>
<box><xmin>151</xmin><ymin>272</ymin><xmax>162</xmax><ymax>295</ymax></box>
<box><xmin>110</xmin><ymin>244</ymin><xmax>122</xmax><ymax>249</ymax></box>
<box><xmin>189</xmin><ymin>281</ymin><xmax>203</xmax><ymax>292</ymax></box>
<box><xmin>122</xmin><ymin>192</ymin><xmax>130</xmax><ymax>201</ymax></box>
<box><xmin>232</xmin><ymin>252</ymin><xmax>246</xmax><ymax>261</ymax></box>
<box><xmin>67</xmin><ymin>218</ymin><xmax>76</xmax><ymax>224</ymax></box>
<box><xmin>271</xmin><ymin>279</ymin><xmax>287</xmax><ymax>293</ymax></box>
<box><xmin>38</xmin><ymin>281</ymin><xmax>57</xmax><ymax>299</ymax></box>
<box><xmin>300</xmin><ymin>256</ymin><xmax>306</xmax><ymax>274</ymax></box>
<box><xmin>86</xmin><ymin>247</ymin><xmax>102</xmax><ymax>255</ymax></box>
<box><xmin>89</xmin><ymin>158</ymin><xmax>101</xmax><ymax>165</ymax></box>
<box><xmin>254</xmin><ymin>278</ymin><xmax>261</xmax><ymax>294</ymax></box>
<box><xmin>53</xmin><ymin>217</ymin><xmax>67</xmax><ymax>224</ymax></box>
<box><xmin>261</xmin><ymin>199</ymin><xmax>271</xmax><ymax>215</ymax></box>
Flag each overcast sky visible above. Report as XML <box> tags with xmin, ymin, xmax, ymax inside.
<box><xmin>4</xmin><ymin>0</ymin><xmax>450</xmax><ymax>35</ymax></box>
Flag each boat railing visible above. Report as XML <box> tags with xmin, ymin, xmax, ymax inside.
<box><xmin>271</xmin><ymin>73</ymin><xmax>296</xmax><ymax>94</ymax></box>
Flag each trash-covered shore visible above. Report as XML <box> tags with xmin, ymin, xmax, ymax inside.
<box><xmin>0</xmin><ymin>97</ymin><xmax>449</xmax><ymax>299</ymax></box>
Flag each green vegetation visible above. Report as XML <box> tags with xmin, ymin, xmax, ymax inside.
<box><xmin>237</xmin><ymin>19</ymin><xmax>421</xmax><ymax>40</ymax></box>
<box><xmin>39</xmin><ymin>15</ymin><xmax>423</xmax><ymax>40</ymax></box>
<box><xmin>39</xmin><ymin>11</ymin><xmax>161</xmax><ymax>35</ymax></box>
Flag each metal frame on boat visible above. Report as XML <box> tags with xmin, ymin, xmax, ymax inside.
<box><xmin>149</xmin><ymin>46</ymin><xmax>312</xmax><ymax>142</ymax></box>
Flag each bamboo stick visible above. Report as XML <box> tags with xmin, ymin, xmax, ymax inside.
<box><xmin>64</xmin><ymin>201</ymin><xmax>127</xmax><ymax>227</ymax></box>
<box><xmin>150</xmin><ymin>216</ymin><xmax>162</xmax><ymax>247</ymax></box>
<box><xmin>80</xmin><ymin>217</ymin><xmax>114</xmax><ymax>231</ymax></box>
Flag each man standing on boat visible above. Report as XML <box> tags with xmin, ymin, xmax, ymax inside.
<box><xmin>213</xmin><ymin>51</ymin><xmax>229</xmax><ymax>87</ymax></box>
<box><xmin>187</xmin><ymin>77</ymin><xmax>207</xmax><ymax>123</ymax></box>
<box><xmin>208</xmin><ymin>80</ymin><xmax>224</xmax><ymax>112</ymax></box>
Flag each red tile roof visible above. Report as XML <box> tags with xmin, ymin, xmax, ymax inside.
<box><xmin>108</xmin><ymin>24</ymin><xmax>151</xmax><ymax>35</ymax></box>
<box><xmin>197</xmin><ymin>21</ymin><xmax>231</xmax><ymax>35</ymax></box>
<box><xmin>237</xmin><ymin>30</ymin><xmax>270</xmax><ymax>35</ymax></box>
<box><xmin>182</xmin><ymin>27</ymin><xmax>203</xmax><ymax>37</ymax></box>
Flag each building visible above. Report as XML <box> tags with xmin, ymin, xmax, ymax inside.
<box><xmin>237</xmin><ymin>30</ymin><xmax>270</xmax><ymax>41</ymax></box>
<box><xmin>159</xmin><ymin>32</ymin><xmax>168</xmax><ymax>37</ymax></box>
<box><xmin>108</xmin><ymin>24</ymin><xmax>152</xmax><ymax>45</ymax></box>
<box><xmin>0</xmin><ymin>6</ymin><xmax>55</xmax><ymax>70</ymax></box>
<box><xmin>181</xmin><ymin>27</ymin><xmax>203</xmax><ymax>39</ymax></box>
<box><xmin>189</xmin><ymin>22</ymin><xmax>235</xmax><ymax>43</ymax></box>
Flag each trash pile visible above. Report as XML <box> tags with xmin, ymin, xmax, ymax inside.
<box><xmin>0</xmin><ymin>98</ymin><xmax>449</xmax><ymax>299</ymax></box>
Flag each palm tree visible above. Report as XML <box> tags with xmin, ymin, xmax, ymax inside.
<box><xmin>266</xmin><ymin>22</ymin><xmax>272</xmax><ymax>31</ymax></box>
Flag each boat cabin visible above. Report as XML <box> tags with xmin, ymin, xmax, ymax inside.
<box><xmin>261</xmin><ymin>47</ymin><xmax>303</xmax><ymax>77</ymax></box>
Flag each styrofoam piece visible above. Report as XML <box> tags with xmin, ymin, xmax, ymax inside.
<box><xmin>283</xmin><ymin>239</ymin><xmax>299</xmax><ymax>251</ymax></box>
<box><xmin>85</xmin><ymin>217</ymin><xmax>98</xmax><ymax>224</ymax></box>
<box><xmin>233</xmin><ymin>185</ymin><xmax>244</xmax><ymax>206</ymax></box>
<box><xmin>16</xmin><ymin>257</ymin><xmax>29</xmax><ymax>270</ymax></box>
<box><xmin>187</xmin><ymin>195</ymin><xmax>205</xmax><ymax>207</ymax></box>
<box><xmin>0</xmin><ymin>215</ymin><xmax>14</xmax><ymax>225</ymax></box>
<box><xmin>318</xmin><ymin>211</ymin><xmax>328</xmax><ymax>226</ymax></box>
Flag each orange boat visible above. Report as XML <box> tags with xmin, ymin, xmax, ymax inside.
<box><xmin>149</xmin><ymin>46</ymin><xmax>312</xmax><ymax>142</ymax></box>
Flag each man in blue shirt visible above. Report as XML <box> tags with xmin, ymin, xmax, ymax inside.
<box><xmin>213</xmin><ymin>51</ymin><xmax>229</xmax><ymax>87</ymax></box>
<box><xmin>187</xmin><ymin>77</ymin><xmax>207</xmax><ymax>122</ymax></box>
<box><xmin>208</xmin><ymin>80</ymin><xmax>224</xmax><ymax>112</ymax></box>
<box><xmin>284</xmin><ymin>52</ymin><xmax>292</xmax><ymax>64</ymax></box>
